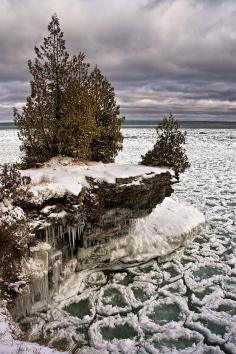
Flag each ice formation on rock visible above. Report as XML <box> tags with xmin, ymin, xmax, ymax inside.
<box><xmin>108</xmin><ymin>197</ymin><xmax>205</xmax><ymax>262</ymax></box>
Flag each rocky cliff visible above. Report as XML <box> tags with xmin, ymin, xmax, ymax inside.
<box><xmin>5</xmin><ymin>158</ymin><xmax>173</xmax><ymax>318</ymax></box>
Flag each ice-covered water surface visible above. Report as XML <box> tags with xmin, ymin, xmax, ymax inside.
<box><xmin>0</xmin><ymin>129</ymin><xmax>20</xmax><ymax>163</ymax></box>
<box><xmin>2</xmin><ymin>128</ymin><xmax>236</xmax><ymax>352</ymax></box>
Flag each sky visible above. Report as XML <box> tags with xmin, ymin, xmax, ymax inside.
<box><xmin>1</xmin><ymin>0</ymin><xmax>236</xmax><ymax>121</ymax></box>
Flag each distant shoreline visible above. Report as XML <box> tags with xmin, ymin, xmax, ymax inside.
<box><xmin>1</xmin><ymin>120</ymin><xmax>236</xmax><ymax>129</ymax></box>
<box><xmin>123</xmin><ymin>120</ymin><xmax>236</xmax><ymax>129</ymax></box>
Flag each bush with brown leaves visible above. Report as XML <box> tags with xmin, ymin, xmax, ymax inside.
<box><xmin>0</xmin><ymin>163</ymin><xmax>31</xmax><ymax>202</ymax></box>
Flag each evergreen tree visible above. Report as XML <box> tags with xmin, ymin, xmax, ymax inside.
<box><xmin>89</xmin><ymin>66</ymin><xmax>124</xmax><ymax>162</ymax></box>
<box><xmin>57</xmin><ymin>53</ymin><xmax>100</xmax><ymax>158</ymax></box>
<box><xmin>60</xmin><ymin>84</ymin><xmax>101</xmax><ymax>159</ymax></box>
<box><xmin>141</xmin><ymin>113</ymin><xmax>190</xmax><ymax>179</ymax></box>
<box><xmin>14</xmin><ymin>14</ymin><xmax>70</xmax><ymax>165</ymax></box>
<box><xmin>14</xmin><ymin>15</ymin><xmax>123</xmax><ymax>166</ymax></box>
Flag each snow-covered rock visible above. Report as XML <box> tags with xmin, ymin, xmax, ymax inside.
<box><xmin>21</xmin><ymin>156</ymin><xmax>173</xmax><ymax>204</ymax></box>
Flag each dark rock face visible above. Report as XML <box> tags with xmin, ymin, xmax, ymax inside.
<box><xmin>86</xmin><ymin>172</ymin><xmax>173</xmax><ymax>214</ymax></box>
<box><xmin>83</xmin><ymin>172</ymin><xmax>173</xmax><ymax>246</ymax></box>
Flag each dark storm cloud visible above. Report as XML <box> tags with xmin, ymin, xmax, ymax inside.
<box><xmin>1</xmin><ymin>0</ymin><xmax>236</xmax><ymax>121</ymax></box>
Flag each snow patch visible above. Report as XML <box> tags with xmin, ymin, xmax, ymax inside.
<box><xmin>22</xmin><ymin>157</ymin><xmax>172</xmax><ymax>200</ymax></box>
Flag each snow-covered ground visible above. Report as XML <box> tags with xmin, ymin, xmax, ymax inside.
<box><xmin>0</xmin><ymin>129</ymin><xmax>20</xmax><ymax>164</ymax></box>
<box><xmin>21</xmin><ymin>156</ymin><xmax>173</xmax><ymax>201</ymax></box>
<box><xmin>1</xmin><ymin>128</ymin><xmax>236</xmax><ymax>353</ymax></box>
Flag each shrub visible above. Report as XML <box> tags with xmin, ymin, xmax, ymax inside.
<box><xmin>141</xmin><ymin>113</ymin><xmax>190</xmax><ymax>179</ymax></box>
<box><xmin>0</xmin><ymin>164</ymin><xmax>22</xmax><ymax>201</ymax></box>
<box><xmin>0</xmin><ymin>163</ymin><xmax>31</xmax><ymax>297</ymax></box>
<box><xmin>0</xmin><ymin>223</ymin><xmax>29</xmax><ymax>298</ymax></box>
<box><xmin>0</xmin><ymin>164</ymin><xmax>31</xmax><ymax>202</ymax></box>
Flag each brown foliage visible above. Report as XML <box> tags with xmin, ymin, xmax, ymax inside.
<box><xmin>14</xmin><ymin>15</ymin><xmax>124</xmax><ymax>167</ymax></box>
<box><xmin>0</xmin><ymin>164</ymin><xmax>31</xmax><ymax>202</ymax></box>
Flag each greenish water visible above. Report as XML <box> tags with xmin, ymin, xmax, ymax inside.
<box><xmin>103</xmin><ymin>287</ymin><xmax>128</xmax><ymax>308</ymax></box>
<box><xmin>153</xmin><ymin>337</ymin><xmax>198</xmax><ymax>351</ymax></box>
<box><xmin>101</xmin><ymin>323</ymin><xmax>137</xmax><ymax>340</ymax></box>
<box><xmin>149</xmin><ymin>303</ymin><xmax>182</xmax><ymax>325</ymax></box>
<box><xmin>64</xmin><ymin>298</ymin><xmax>91</xmax><ymax>318</ymax></box>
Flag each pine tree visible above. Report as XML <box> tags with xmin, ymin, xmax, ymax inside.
<box><xmin>89</xmin><ymin>66</ymin><xmax>124</xmax><ymax>162</ymax></box>
<box><xmin>141</xmin><ymin>113</ymin><xmax>190</xmax><ymax>179</ymax></box>
<box><xmin>14</xmin><ymin>14</ymin><xmax>71</xmax><ymax>165</ymax></box>
<box><xmin>57</xmin><ymin>52</ymin><xmax>101</xmax><ymax>158</ymax></box>
<box><xmin>14</xmin><ymin>15</ymin><xmax>123</xmax><ymax>166</ymax></box>
<box><xmin>60</xmin><ymin>81</ymin><xmax>101</xmax><ymax>159</ymax></box>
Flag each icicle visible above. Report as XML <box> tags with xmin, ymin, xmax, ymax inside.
<box><xmin>77</xmin><ymin>224</ymin><xmax>84</xmax><ymax>240</ymax></box>
<box><xmin>57</xmin><ymin>225</ymin><xmax>61</xmax><ymax>240</ymax></box>
<box><xmin>69</xmin><ymin>227</ymin><xmax>71</xmax><ymax>248</ymax></box>
<box><xmin>72</xmin><ymin>227</ymin><xmax>76</xmax><ymax>248</ymax></box>
<box><xmin>63</xmin><ymin>225</ymin><xmax>65</xmax><ymax>239</ymax></box>
<box><xmin>45</xmin><ymin>227</ymin><xmax>48</xmax><ymax>243</ymax></box>
<box><xmin>52</xmin><ymin>226</ymin><xmax>55</xmax><ymax>242</ymax></box>
<box><xmin>46</xmin><ymin>225</ymin><xmax>52</xmax><ymax>243</ymax></box>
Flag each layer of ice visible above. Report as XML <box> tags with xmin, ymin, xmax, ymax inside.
<box><xmin>107</xmin><ymin>197</ymin><xmax>204</xmax><ymax>262</ymax></box>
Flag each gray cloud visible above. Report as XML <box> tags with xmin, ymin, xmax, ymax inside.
<box><xmin>0</xmin><ymin>0</ymin><xmax>236</xmax><ymax>121</ymax></box>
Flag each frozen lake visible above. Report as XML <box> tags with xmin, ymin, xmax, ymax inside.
<box><xmin>1</xmin><ymin>128</ymin><xmax>236</xmax><ymax>352</ymax></box>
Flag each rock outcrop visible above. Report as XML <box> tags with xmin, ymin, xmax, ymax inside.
<box><xmin>8</xmin><ymin>159</ymin><xmax>174</xmax><ymax>318</ymax></box>
<box><xmin>83</xmin><ymin>172</ymin><xmax>173</xmax><ymax>247</ymax></box>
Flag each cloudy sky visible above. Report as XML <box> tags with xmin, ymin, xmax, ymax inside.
<box><xmin>1</xmin><ymin>0</ymin><xmax>236</xmax><ymax>121</ymax></box>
